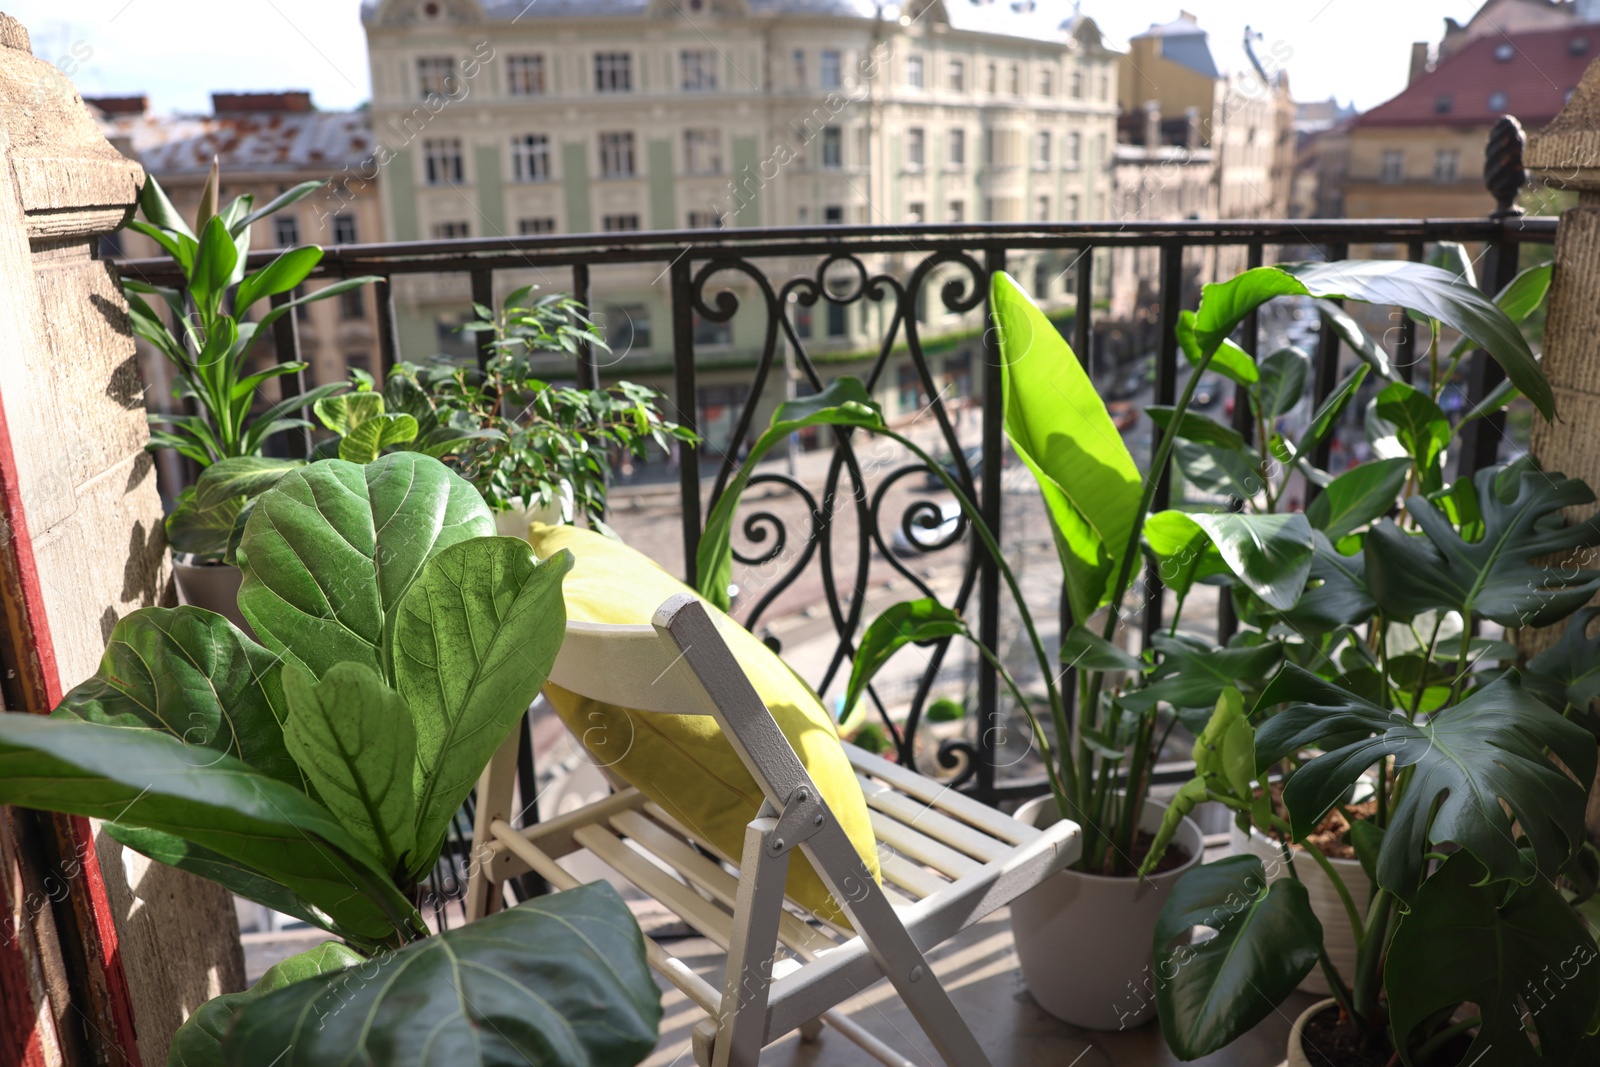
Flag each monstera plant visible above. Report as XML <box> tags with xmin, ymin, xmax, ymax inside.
<box><xmin>0</xmin><ymin>453</ymin><xmax>660</xmax><ymax>1066</ymax></box>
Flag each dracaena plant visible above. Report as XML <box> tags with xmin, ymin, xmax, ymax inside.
<box><xmin>696</xmin><ymin>260</ymin><xmax>1553</xmax><ymax>890</ymax></box>
<box><xmin>122</xmin><ymin>165</ymin><xmax>380</xmax><ymax>558</ymax></box>
<box><xmin>0</xmin><ymin>453</ymin><xmax>660</xmax><ymax>1067</ymax></box>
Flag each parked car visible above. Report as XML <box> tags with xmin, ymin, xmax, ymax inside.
<box><xmin>923</xmin><ymin>445</ymin><xmax>984</xmax><ymax>489</ymax></box>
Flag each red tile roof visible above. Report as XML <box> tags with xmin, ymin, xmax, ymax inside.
<box><xmin>1354</xmin><ymin>24</ymin><xmax>1598</xmax><ymax>128</ymax></box>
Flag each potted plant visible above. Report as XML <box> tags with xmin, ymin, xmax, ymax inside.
<box><xmin>310</xmin><ymin>287</ymin><xmax>697</xmax><ymax>533</ymax></box>
<box><xmin>694</xmin><ymin>257</ymin><xmax>1553</xmax><ymax>1030</ymax></box>
<box><xmin>0</xmin><ymin>451</ymin><xmax>662</xmax><ymax>1065</ymax></box>
<box><xmin>121</xmin><ymin>164</ymin><xmax>378</xmax><ymax>622</ymax></box>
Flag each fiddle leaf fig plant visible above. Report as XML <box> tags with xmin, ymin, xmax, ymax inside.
<box><xmin>0</xmin><ymin>452</ymin><xmax>661</xmax><ymax>1066</ymax></box>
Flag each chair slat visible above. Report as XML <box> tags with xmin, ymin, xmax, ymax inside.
<box><xmin>869</xmin><ymin>811</ymin><xmax>980</xmax><ymax>880</ymax></box>
<box><xmin>845</xmin><ymin>743</ymin><xmax>1035</xmax><ymax>845</ymax></box>
<box><xmin>858</xmin><ymin>778</ymin><xmax>1009</xmax><ymax>862</ymax></box>
<box><xmin>876</xmin><ymin>851</ymin><xmax>943</xmax><ymax>899</ymax></box>
<box><xmin>573</xmin><ymin>824</ymin><xmax>742</xmax><ymax>949</ymax></box>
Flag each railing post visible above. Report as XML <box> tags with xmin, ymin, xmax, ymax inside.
<box><xmin>572</xmin><ymin>263</ymin><xmax>600</xmax><ymax>390</ymax></box>
<box><xmin>670</xmin><ymin>255</ymin><xmax>702</xmax><ymax>586</ymax></box>
<box><xmin>1458</xmin><ymin>116</ymin><xmax>1528</xmax><ymax>479</ymax></box>
<box><xmin>1142</xmin><ymin>244</ymin><xmax>1182</xmax><ymax>644</ymax></box>
<box><xmin>1307</xmin><ymin>240</ymin><xmax>1349</xmax><ymax>490</ymax></box>
<box><xmin>374</xmin><ymin>275</ymin><xmax>400</xmax><ymax>384</ymax></box>
<box><xmin>976</xmin><ymin>247</ymin><xmax>1007</xmax><ymax>804</ymax></box>
<box><xmin>1218</xmin><ymin>241</ymin><xmax>1265</xmax><ymax>643</ymax></box>
<box><xmin>470</xmin><ymin>268</ymin><xmax>495</xmax><ymax>373</ymax></box>
<box><xmin>269</xmin><ymin>289</ymin><xmax>312</xmax><ymax>458</ymax></box>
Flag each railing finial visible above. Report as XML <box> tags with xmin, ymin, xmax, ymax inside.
<box><xmin>1485</xmin><ymin>115</ymin><xmax>1528</xmax><ymax>221</ymax></box>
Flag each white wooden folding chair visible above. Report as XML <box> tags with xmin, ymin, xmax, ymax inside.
<box><xmin>465</xmin><ymin>593</ymin><xmax>1081</xmax><ymax>1067</ymax></box>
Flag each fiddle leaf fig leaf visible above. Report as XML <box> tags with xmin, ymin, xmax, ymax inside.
<box><xmin>1255</xmin><ymin>665</ymin><xmax>1595</xmax><ymax>901</ymax></box>
<box><xmin>53</xmin><ymin>607</ymin><xmax>300</xmax><ymax>789</ymax></box>
<box><xmin>1153</xmin><ymin>855</ymin><xmax>1322</xmax><ymax>1060</ymax></box>
<box><xmin>1364</xmin><ymin>465</ymin><xmax>1600</xmax><ymax>628</ymax></box>
<box><xmin>844</xmin><ymin>599</ymin><xmax>969</xmax><ymax>723</ymax></box>
<box><xmin>223</xmin><ymin>883</ymin><xmax>661</xmax><ymax>1067</ymax></box>
<box><xmin>236</xmin><ymin>454</ymin><xmax>495</xmax><ymax>682</ymax></box>
<box><xmin>337</xmin><ymin>412</ymin><xmax>419</xmax><ymax>464</ymax></box>
<box><xmin>1387</xmin><ymin>853</ymin><xmax>1600</xmax><ymax>1067</ymax></box>
<box><xmin>393</xmin><ymin>538</ymin><xmax>571</xmax><ymax>877</ymax></box>
<box><xmin>313</xmin><ymin>391</ymin><xmax>386</xmax><ymax>436</ymax></box>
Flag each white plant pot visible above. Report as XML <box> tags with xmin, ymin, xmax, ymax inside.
<box><xmin>1285</xmin><ymin>997</ymin><xmax>1338</xmax><ymax>1067</ymax></box>
<box><xmin>494</xmin><ymin>490</ymin><xmax>570</xmax><ymax>540</ymax></box>
<box><xmin>1009</xmin><ymin>794</ymin><xmax>1205</xmax><ymax>1031</ymax></box>
<box><xmin>173</xmin><ymin>559</ymin><xmax>254</xmax><ymax>636</ymax></box>
<box><xmin>1232</xmin><ymin>825</ymin><xmax>1367</xmax><ymax>997</ymax></box>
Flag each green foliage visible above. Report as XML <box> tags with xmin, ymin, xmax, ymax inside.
<box><xmin>840</xmin><ymin>599</ymin><xmax>969</xmax><ymax>726</ymax></box>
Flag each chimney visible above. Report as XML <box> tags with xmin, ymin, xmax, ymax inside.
<box><xmin>1408</xmin><ymin>42</ymin><xmax>1430</xmax><ymax>84</ymax></box>
<box><xmin>1144</xmin><ymin>100</ymin><xmax>1162</xmax><ymax>148</ymax></box>
<box><xmin>83</xmin><ymin>94</ymin><xmax>148</xmax><ymax>116</ymax></box>
<box><xmin>211</xmin><ymin>91</ymin><xmax>314</xmax><ymax>115</ymax></box>
<box><xmin>1185</xmin><ymin>105</ymin><xmax>1203</xmax><ymax>150</ymax></box>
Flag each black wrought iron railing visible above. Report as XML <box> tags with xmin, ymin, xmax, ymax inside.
<box><xmin>114</xmin><ymin>182</ymin><xmax>1558</xmax><ymax>821</ymax></box>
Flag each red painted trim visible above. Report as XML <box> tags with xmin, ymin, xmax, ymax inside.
<box><xmin>0</xmin><ymin>389</ymin><xmax>142</xmax><ymax>1066</ymax></box>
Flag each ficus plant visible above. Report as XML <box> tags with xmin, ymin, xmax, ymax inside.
<box><xmin>699</xmin><ymin>260</ymin><xmax>1550</xmax><ymax>888</ymax></box>
<box><xmin>0</xmin><ymin>453</ymin><xmax>660</xmax><ymax>1066</ymax></box>
<box><xmin>122</xmin><ymin>164</ymin><xmax>379</xmax><ymax>558</ymax></box>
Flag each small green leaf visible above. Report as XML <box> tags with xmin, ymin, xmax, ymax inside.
<box><xmin>1147</xmin><ymin>406</ymin><xmax>1247</xmax><ymax>450</ymax></box>
<box><xmin>1305</xmin><ymin>457</ymin><xmax>1409</xmax><ymax>540</ymax></box>
<box><xmin>1256</xmin><ymin>347</ymin><xmax>1311</xmax><ymax>418</ymax></box>
<box><xmin>1369</xmin><ymin>382</ymin><xmax>1449</xmax><ymax>492</ymax></box>
<box><xmin>925</xmin><ymin>697</ymin><xmax>965</xmax><ymax>722</ymax></box>
<box><xmin>235</xmin><ymin>246</ymin><xmax>323</xmax><ymax>313</ymax></box>
<box><xmin>337</xmin><ymin>412</ymin><xmax>419</xmax><ymax>464</ymax></box>
<box><xmin>313</xmin><ymin>391</ymin><xmax>386</xmax><ymax>436</ymax></box>
<box><xmin>194</xmin><ymin>457</ymin><xmax>305</xmax><ymax>510</ymax></box>
<box><xmin>1188</xmin><ymin>512</ymin><xmax>1315</xmax><ymax>612</ymax></box>
<box><xmin>1059</xmin><ymin>623</ymin><xmax>1147</xmax><ymax>673</ymax></box>
<box><xmin>844</xmin><ymin>599</ymin><xmax>969</xmax><ymax>723</ymax></box>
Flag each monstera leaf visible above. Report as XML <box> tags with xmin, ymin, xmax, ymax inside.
<box><xmin>1255</xmin><ymin>665</ymin><xmax>1595</xmax><ymax>901</ymax></box>
<box><xmin>1525</xmin><ymin>607</ymin><xmax>1600</xmax><ymax>716</ymax></box>
<box><xmin>1364</xmin><ymin>465</ymin><xmax>1600</xmax><ymax>628</ymax></box>
<box><xmin>1153</xmin><ymin>855</ymin><xmax>1323</xmax><ymax>1060</ymax></box>
<box><xmin>1387</xmin><ymin>853</ymin><xmax>1600</xmax><ymax>1067</ymax></box>
<box><xmin>53</xmin><ymin>607</ymin><xmax>301</xmax><ymax>789</ymax></box>
<box><xmin>236</xmin><ymin>453</ymin><xmax>495</xmax><ymax>681</ymax></box>
<box><xmin>1280</xmin><ymin>531</ymin><xmax>1376</xmax><ymax>632</ymax></box>
<box><xmin>1122</xmin><ymin>633</ymin><xmax>1283</xmax><ymax>713</ymax></box>
<box><xmin>223</xmin><ymin>884</ymin><xmax>661</xmax><ymax>1067</ymax></box>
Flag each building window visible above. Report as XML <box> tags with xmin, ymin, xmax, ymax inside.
<box><xmin>823</xmin><ymin>205</ymin><xmax>844</xmax><ymax>225</ymax></box>
<box><xmin>826</xmin><ymin>302</ymin><xmax>846</xmax><ymax>338</ymax></box>
<box><xmin>599</xmin><ymin>131</ymin><xmax>636</xmax><ymax>177</ymax></box>
<box><xmin>507</xmin><ymin>54</ymin><xmax>546</xmax><ymax>95</ymax></box>
<box><xmin>416</xmin><ymin>56</ymin><xmax>458</xmax><ymax>100</ymax></box>
<box><xmin>684</xmin><ymin>128</ymin><xmax>723</xmax><ymax>175</ymax></box>
<box><xmin>948</xmin><ymin>199</ymin><xmax>965</xmax><ymax>223</ymax></box>
<box><xmin>985</xmin><ymin>62</ymin><xmax>997</xmax><ymax>93</ymax></box>
<box><xmin>595</xmin><ymin>52</ymin><xmax>632</xmax><ymax>93</ymax></box>
<box><xmin>907</xmin><ymin>127</ymin><xmax>925</xmax><ymax>169</ymax></box>
<box><xmin>423</xmin><ymin>138</ymin><xmax>464</xmax><ymax>185</ymax></box>
<box><xmin>820</xmin><ymin>50</ymin><xmax>842</xmax><ymax>89</ymax></box>
<box><xmin>1007</xmin><ymin>63</ymin><xmax>1020</xmax><ymax>95</ymax></box>
<box><xmin>948</xmin><ymin>128</ymin><xmax>966</xmax><ymax>168</ymax></box>
<box><xmin>605</xmin><ymin>304</ymin><xmax>651</xmax><ymax>352</ymax></box>
<box><xmin>1034</xmin><ymin>261</ymin><xmax>1052</xmax><ymax>297</ymax></box>
<box><xmin>433</xmin><ymin>221</ymin><xmax>470</xmax><ymax>238</ymax></box>
<box><xmin>1488</xmin><ymin>90</ymin><xmax>1509</xmax><ymax>112</ymax></box>
<box><xmin>273</xmin><ymin>215</ymin><xmax>299</xmax><ymax>247</ymax></box>
<box><xmin>1380</xmin><ymin>149</ymin><xmax>1404</xmax><ymax>183</ymax></box>
<box><xmin>1434</xmin><ymin>149</ymin><xmax>1459</xmax><ymax>182</ymax></box>
<box><xmin>1098</xmin><ymin>71</ymin><xmax>1109</xmax><ymax>100</ymax></box>
<box><xmin>518</xmin><ymin>217</ymin><xmax>556</xmax><ymax>234</ymax></box>
<box><xmin>1035</xmin><ymin>195</ymin><xmax>1050</xmax><ymax>221</ymax></box>
<box><xmin>1070</xmin><ymin>66</ymin><xmax>1083</xmax><ymax>98</ymax></box>
<box><xmin>1494</xmin><ymin>41</ymin><xmax>1515</xmax><ymax>61</ymax></box>
<box><xmin>949</xmin><ymin>58</ymin><xmax>966</xmax><ymax>92</ymax></box>
<box><xmin>793</xmin><ymin>49</ymin><xmax>806</xmax><ymax>87</ymax></box>
<box><xmin>1066</xmin><ymin>193</ymin><xmax>1080</xmax><ymax>220</ymax></box>
<box><xmin>511</xmin><ymin>133</ymin><xmax>551</xmax><ymax>182</ymax></box>
<box><xmin>344</xmin><ymin>351</ymin><xmax>371</xmax><ymax>374</ymax></box>
<box><xmin>906</xmin><ymin>53</ymin><xmax>924</xmax><ymax>88</ymax></box>
<box><xmin>821</xmin><ymin>126</ymin><xmax>843</xmax><ymax>169</ymax></box>
<box><xmin>686</xmin><ymin>210</ymin><xmax>724</xmax><ymax>229</ymax></box>
<box><xmin>1066</xmin><ymin>131</ymin><xmax>1082</xmax><ymax>168</ymax></box>
<box><xmin>340</xmin><ymin>288</ymin><xmax>365</xmax><ymax>320</ymax></box>
<box><xmin>1039</xmin><ymin>67</ymin><xmax>1054</xmax><ymax>96</ymax></box>
<box><xmin>1034</xmin><ymin>131</ymin><xmax>1051</xmax><ymax>168</ymax></box>
<box><xmin>1434</xmin><ymin>93</ymin><xmax>1453</xmax><ymax>114</ymax></box>
<box><xmin>602</xmin><ymin>213</ymin><xmax>640</xmax><ymax>232</ymax></box>
<box><xmin>331</xmin><ymin>215</ymin><xmax>358</xmax><ymax>245</ymax></box>
<box><xmin>682</xmin><ymin>49</ymin><xmax>718</xmax><ymax>91</ymax></box>
<box><xmin>907</xmin><ymin>201</ymin><xmax>925</xmax><ymax>224</ymax></box>
<box><xmin>694</xmin><ymin>314</ymin><xmax>733</xmax><ymax>347</ymax></box>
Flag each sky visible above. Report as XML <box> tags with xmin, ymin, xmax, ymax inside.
<box><xmin>9</xmin><ymin>0</ymin><xmax>1487</xmax><ymax>115</ymax></box>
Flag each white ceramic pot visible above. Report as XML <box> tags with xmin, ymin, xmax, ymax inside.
<box><xmin>494</xmin><ymin>489</ymin><xmax>570</xmax><ymax>540</ymax></box>
<box><xmin>173</xmin><ymin>559</ymin><xmax>254</xmax><ymax>636</ymax></box>
<box><xmin>1285</xmin><ymin>997</ymin><xmax>1338</xmax><ymax>1067</ymax></box>
<box><xmin>1009</xmin><ymin>794</ymin><xmax>1205</xmax><ymax>1031</ymax></box>
<box><xmin>1233</xmin><ymin>825</ymin><xmax>1367</xmax><ymax>997</ymax></box>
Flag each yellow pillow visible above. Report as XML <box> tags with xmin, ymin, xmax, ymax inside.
<box><xmin>528</xmin><ymin>523</ymin><xmax>880</xmax><ymax>924</ymax></box>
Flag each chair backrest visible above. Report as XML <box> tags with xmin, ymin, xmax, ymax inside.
<box><xmin>548</xmin><ymin>616</ymin><xmax>720</xmax><ymax>716</ymax></box>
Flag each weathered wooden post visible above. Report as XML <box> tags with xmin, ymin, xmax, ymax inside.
<box><xmin>0</xmin><ymin>14</ymin><xmax>244</xmax><ymax>1063</ymax></box>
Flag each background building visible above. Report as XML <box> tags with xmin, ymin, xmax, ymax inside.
<box><xmin>360</xmin><ymin>0</ymin><xmax>1119</xmax><ymax>433</ymax></box>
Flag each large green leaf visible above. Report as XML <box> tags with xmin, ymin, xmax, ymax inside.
<box><xmin>169</xmin><ymin>941</ymin><xmax>366</xmax><ymax>1067</ymax></box>
<box><xmin>1291</xmin><ymin>364</ymin><xmax>1370</xmax><ymax>467</ymax></box>
<box><xmin>1387</xmin><ymin>853</ymin><xmax>1599</xmax><ymax>1067</ymax></box>
<box><xmin>190</xmin><ymin>215</ymin><xmax>239</xmax><ymax>324</ymax></box>
<box><xmin>844</xmin><ymin>599</ymin><xmax>969</xmax><ymax>722</ymax></box>
<box><xmin>1524</xmin><ymin>606</ymin><xmax>1600</xmax><ymax>714</ymax></box>
<box><xmin>1280</xmin><ymin>532</ymin><xmax>1375</xmax><ymax>632</ymax></box>
<box><xmin>236</xmin><ymin>453</ymin><xmax>495</xmax><ymax>681</ymax></box>
<box><xmin>313</xmin><ymin>391</ymin><xmax>386</xmax><ymax>436</ymax></box>
<box><xmin>1255</xmin><ymin>666</ymin><xmax>1595</xmax><ymax>900</ymax></box>
<box><xmin>165</xmin><ymin>487</ymin><xmax>244</xmax><ymax>559</ymax></box>
<box><xmin>993</xmin><ymin>272</ymin><xmax>1142</xmax><ymax>623</ymax></box>
<box><xmin>1184</xmin><ymin>268</ymin><xmax>1310</xmax><ymax>360</ymax></box>
<box><xmin>1305</xmin><ymin>457</ymin><xmax>1410</xmax><ymax>540</ymax></box>
<box><xmin>223</xmin><ymin>884</ymin><xmax>661</xmax><ymax>1067</ymax></box>
<box><xmin>1147</xmin><ymin>406</ymin><xmax>1247</xmax><ymax>451</ymax></box>
<box><xmin>234</xmin><ymin>246</ymin><xmax>323</xmax><ymax>314</ymax></box>
<box><xmin>1364</xmin><ymin>465</ymin><xmax>1600</xmax><ymax>628</ymax></box>
<box><xmin>193</xmin><ymin>457</ymin><xmax>305</xmax><ymax>510</ymax></box>
<box><xmin>1174</xmin><ymin>441</ymin><xmax>1265</xmax><ymax>501</ymax></box>
<box><xmin>1256</xmin><ymin>347</ymin><xmax>1310</xmax><ymax>418</ymax></box>
<box><xmin>1123</xmin><ymin>633</ymin><xmax>1283</xmax><ymax>712</ymax></box>
<box><xmin>393</xmin><ymin>538</ymin><xmax>571</xmax><ymax>876</ymax></box>
<box><xmin>1184</xmin><ymin>512</ymin><xmax>1315</xmax><ymax>612</ymax></box>
<box><xmin>1059</xmin><ymin>623</ymin><xmax>1147</xmax><ymax>673</ymax></box>
<box><xmin>697</xmin><ymin>377</ymin><xmax>885</xmax><ymax>610</ymax></box>
<box><xmin>1143</xmin><ymin>510</ymin><xmax>1231</xmax><ymax>600</ymax></box>
<box><xmin>338</xmin><ymin>412</ymin><xmax>419</xmax><ymax>464</ymax></box>
<box><xmin>1153</xmin><ymin>855</ymin><xmax>1323</xmax><ymax>1060</ymax></box>
<box><xmin>1315</xmin><ymin>299</ymin><xmax>1398</xmax><ymax>381</ymax></box>
<box><xmin>53</xmin><ymin>607</ymin><xmax>300</xmax><ymax>788</ymax></box>
<box><xmin>284</xmin><ymin>663</ymin><xmax>418</xmax><ymax>878</ymax></box>
<box><xmin>0</xmin><ymin>716</ymin><xmax>419</xmax><ymax>946</ymax></box>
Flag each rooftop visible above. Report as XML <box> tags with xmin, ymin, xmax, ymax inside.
<box><xmin>96</xmin><ymin>93</ymin><xmax>373</xmax><ymax>176</ymax></box>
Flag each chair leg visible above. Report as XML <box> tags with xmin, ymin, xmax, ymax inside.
<box><xmin>713</xmin><ymin>812</ymin><xmax>791</xmax><ymax>1067</ymax></box>
<box><xmin>798</xmin><ymin>1017</ymin><xmax>824</xmax><ymax>1043</ymax></box>
<box><xmin>464</xmin><ymin>728</ymin><xmax>521</xmax><ymax>922</ymax></box>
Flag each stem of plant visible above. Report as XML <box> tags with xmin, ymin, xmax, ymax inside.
<box><xmin>1275</xmin><ymin>834</ymin><xmax>1360</xmax><ymax>1025</ymax></box>
<box><xmin>1353</xmin><ymin>889</ymin><xmax>1393</xmax><ymax>1021</ymax></box>
<box><xmin>1414</xmin><ymin>1015</ymin><xmax>1480</xmax><ymax>1063</ymax></box>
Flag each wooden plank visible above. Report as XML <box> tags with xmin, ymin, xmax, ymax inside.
<box><xmin>869</xmin><ymin>812</ymin><xmax>980</xmax><ymax>881</ymax></box>
<box><xmin>845</xmin><ymin>744</ymin><xmax>1035</xmax><ymax>846</ymax></box>
<box><xmin>572</xmin><ymin>824</ymin><xmax>742</xmax><ymax>951</ymax></box>
<box><xmin>876</xmin><ymin>853</ymin><xmax>942</xmax><ymax>900</ymax></box>
<box><xmin>858</xmin><ymin>779</ymin><xmax>1008</xmax><ymax>862</ymax></box>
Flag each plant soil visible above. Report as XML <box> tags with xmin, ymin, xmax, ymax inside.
<box><xmin>1090</xmin><ymin>830</ymin><xmax>1190</xmax><ymax>876</ymax></box>
<box><xmin>1300</xmin><ymin>1004</ymin><xmax>1392</xmax><ymax>1067</ymax></box>
<box><xmin>1267</xmin><ymin>782</ymin><xmax>1376</xmax><ymax>861</ymax></box>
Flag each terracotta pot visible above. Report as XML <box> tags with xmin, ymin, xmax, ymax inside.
<box><xmin>173</xmin><ymin>559</ymin><xmax>254</xmax><ymax>636</ymax></box>
<box><xmin>1009</xmin><ymin>794</ymin><xmax>1204</xmax><ymax>1031</ymax></box>
<box><xmin>1285</xmin><ymin>997</ymin><xmax>1338</xmax><ymax>1067</ymax></box>
<box><xmin>1233</xmin><ymin>825</ymin><xmax>1367</xmax><ymax>996</ymax></box>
